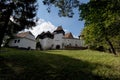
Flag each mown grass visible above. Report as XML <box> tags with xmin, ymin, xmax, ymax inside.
<box><xmin>0</xmin><ymin>48</ymin><xmax>120</xmax><ymax>80</ymax></box>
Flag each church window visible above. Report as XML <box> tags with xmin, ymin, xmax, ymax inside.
<box><xmin>14</xmin><ymin>40</ymin><xmax>17</xmax><ymax>43</ymax></box>
<box><xmin>75</xmin><ymin>44</ymin><xmax>78</xmax><ymax>47</ymax></box>
<box><xmin>51</xmin><ymin>44</ymin><xmax>54</xmax><ymax>47</ymax></box>
<box><xmin>56</xmin><ymin>45</ymin><xmax>60</xmax><ymax>49</ymax></box>
<box><xmin>18</xmin><ymin>39</ymin><xmax>20</xmax><ymax>43</ymax></box>
<box><xmin>69</xmin><ymin>43</ymin><xmax>71</xmax><ymax>46</ymax></box>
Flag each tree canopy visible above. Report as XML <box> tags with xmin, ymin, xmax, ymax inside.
<box><xmin>43</xmin><ymin>0</ymin><xmax>80</xmax><ymax>17</ymax></box>
<box><xmin>43</xmin><ymin>0</ymin><xmax>120</xmax><ymax>54</ymax></box>
<box><xmin>1</xmin><ymin>0</ymin><xmax>120</xmax><ymax>55</ymax></box>
<box><xmin>0</xmin><ymin>0</ymin><xmax>38</xmax><ymax>47</ymax></box>
<box><xmin>80</xmin><ymin>0</ymin><xmax>120</xmax><ymax>55</ymax></box>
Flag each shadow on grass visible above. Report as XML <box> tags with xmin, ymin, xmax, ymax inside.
<box><xmin>0</xmin><ymin>50</ymin><xmax>119</xmax><ymax>80</ymax></box>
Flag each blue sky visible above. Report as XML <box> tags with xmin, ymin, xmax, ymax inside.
<box><xmin>30</xmin><ymin>0</ymin><xmax>89</xmax><ymax>38</ymax></box>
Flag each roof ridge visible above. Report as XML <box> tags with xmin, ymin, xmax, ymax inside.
<box><xmin>16</xmin><ymin>31</ymin><xmax>34</xmax><ymax>38</ymax></box>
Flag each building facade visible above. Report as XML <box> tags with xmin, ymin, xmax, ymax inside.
<box><xmin>8</xmin><ymin>31</ymin><xmax>36</xmax><ymax>49</ymax></box>
<box><xmin>36</xmin><ymin>26</ymin><xmax>85</xmax><ymax>50</ymax></box>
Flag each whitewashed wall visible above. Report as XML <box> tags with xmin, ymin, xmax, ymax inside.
<box><xmin>26</xmin><ymin>33</ymin><xmax>35</xmax><ymax>40</ymax></box>
<box><xmin>8</xmin><ymin>33</ymin><xmax>36</xmax><ymax>49</ymax></box>
<box><xmin>38</xmin><ymin>32</ymin><xmax>85</xmax><ymax>50</ymax></box>
<box><xmin>63</xmin><ymin>38</ymin><xmax>84</xmax><ymax>47</ymax></box>
<box><xmin>53</xmin><ymin>33</ymin><xmax>64</xmax><ymax>49</ymax></box>
<box><xmin>40</xmin><ymin>38</ymin><xmax>53</xmax><ymax>50</ymax></box>
<box><xmin>8</xmin><ymin>38</ymin><xmax>36</xmax><ymax>49</ymax></box>
<box><xmin>19</xmin><ymin>38</ymin><xmax>36</xmax><ymax>49</ymax></box>
<box><xmin>8</xmin><ymin>38</ymin><xmax>20</xmax><ymax>47</ymax></box>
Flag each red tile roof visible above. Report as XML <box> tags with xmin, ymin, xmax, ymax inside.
<box><xmin>16</xmin><ymin>31</ymin><xmax>34</xmax><ymax>38</ymax></box>
<box><xmin>64</xmin><ymin>32</ymin><xmax>74</xmax><ymax>39</ymax></box>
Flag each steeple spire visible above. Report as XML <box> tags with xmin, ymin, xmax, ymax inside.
<box><xmin>54</xmin><ymin>26</ymin><xmax>65</xmax><ymax>35</ymax></box>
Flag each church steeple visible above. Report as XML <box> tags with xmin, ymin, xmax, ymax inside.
<box><xmin>53</xmin><ymin>26</ymin><xmax>65</xmax><ymax>35</ymax></box>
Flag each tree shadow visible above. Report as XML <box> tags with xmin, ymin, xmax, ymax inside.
<box><xmin>0</xmin><ymin>56</ymin><xmax>17</xmax><ymax>80</ymax></box>
<box><xmin>0</xmin><ymin>51</ymin><xmax>119</xmax><ymax>80</ymax></box>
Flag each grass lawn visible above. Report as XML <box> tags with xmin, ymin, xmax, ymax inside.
<box><xmin>0</xmin><ymin>48</ymin><xmax>120</xmax><ymax>80</ymax></box>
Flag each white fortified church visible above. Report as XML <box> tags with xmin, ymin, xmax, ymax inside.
<box><xmin>36</xmin><ymin>26</ymin><xmax>85</xmax><ymax>50</ymax></box>
<box><xmin>8</xmin><ymin>31</ymin><xmax>36</xmax><ymax>49</ymax></box>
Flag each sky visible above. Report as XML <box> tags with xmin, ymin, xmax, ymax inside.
<box><xmin>28</xmin><ymin>0</ymin><xmax>89</xmax><ymax>38</ymax></box>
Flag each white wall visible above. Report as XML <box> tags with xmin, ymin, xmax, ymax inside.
<box><xmin>38</xmin><ymin>33</ymin><xmax>85</xmax><ymax>50</ymax></box>
<box><xmin>40</xmin><ymin>38</ymin><xmax>53</xmax><ymax>50</ymax></box>
<box><xmin>8</xmin><ymin>33</ymin><xmax>36</xmax><ymax>50</ymax></box>
<box><xmin>8</xmin><ymin>38</ymin><xmax>36</xmax><ymax>49</ymax></box>
<box><xmin>8</xmin><ymin>38</ymin><xmax>20</xmax><ymax>47</ymax></box>
<box><xmin>19</xmin><ymin>38</ymin><xmax>36</xmax><ymax>49</ymax></box>
<box><xmin>53</xmin><ymin>33</ymin><xmax>64</xmax><ymax>49</ymax></box>
<box><xmin>26</xmin><ymin>33</ymin><xmax>35</xmax><ymax>40</ymax></box>
<box><xmin>63</xmin><ymin>38</ymin><xmax>84</xmax><ymax>47</ymax></box>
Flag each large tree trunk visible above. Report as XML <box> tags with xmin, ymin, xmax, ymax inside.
<box><xmin>0</xmin><ymin>9</ymin><xmax>12</xmax><ymax>48</ymax></box>
<box><xmin>105</xmin><ymin>37</ymin><xmax>117</xmax><ymax>55</ymax></box>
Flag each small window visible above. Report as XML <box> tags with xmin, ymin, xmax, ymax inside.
<box><xmin>18</xmin><ymin>39</ymin><xmax>20</xmax><ymax>43</ymax></box>
<box><xmin>75</xmin><ymin>44</ymin><xmax>78</xmax><ymax>47</ymax></box>
<box><xmin>51</xmin><ymin>44</ymin><xmax>54</xmax><ymax>47</ymax></box>
<box><xmin>14</xmin><ymin>40</ymin><xmax>17</xmax><ymax>43</ymax></box>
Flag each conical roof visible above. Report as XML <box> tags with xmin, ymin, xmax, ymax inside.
<box><xmin>54</xmin><ymin>26</ymin><xmax>65</xmax><ymax>35</ymax></box>
<box><xmin>55</xmin><ymin>26</ymin><xmax>63</xmax><ymax>31</ymax></box>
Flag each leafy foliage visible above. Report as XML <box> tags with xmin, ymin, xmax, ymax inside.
<box><xmin>0</xmin><ymin>0</ymin><xmax>37</xmax><ymax>31</ymax></box>
<box><xmin>0</xmin><ymin>0</ymin><xmax>38</xmax><ymax>47</ymax></box>
<box><xmin>80</xmin><ymin>0</ymin><xmax>120</xmax><ymax>54</ymax></box>
<box><xmin>43</xmin><ymin>0</ymin><xmax>80</xmax><ymax>17</ymax></box>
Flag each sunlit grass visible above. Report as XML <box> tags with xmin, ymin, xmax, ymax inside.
<box><xmin>0</xmin><ymin>48</ymin><xmax>120</xmax><ymax>80</ymax></box>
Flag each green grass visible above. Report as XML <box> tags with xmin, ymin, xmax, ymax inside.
<box><xmin>0</xmin><ymin>48</ymin><xmax>120</xmax><ymax>80</ymax></box>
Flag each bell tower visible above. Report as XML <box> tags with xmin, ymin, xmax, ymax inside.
<box><xmin>53</xmin><ymin>26</ymin><xmax>65</xmax><ymax>35</ymax></box>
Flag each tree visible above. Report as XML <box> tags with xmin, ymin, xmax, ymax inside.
<box><xmin>43</xmin><ymin>0</ymin><xmax>80</xmax><ymax>17</ymax></box>
<box><xmin>0</xmin><ymin>0</ymin><xmax>37</xmax><ymax>48</ymax></box>
<box><xmin>79</xmin><ymin>0</ymin><xmax>120</xmax><ymax>55</ymax></box>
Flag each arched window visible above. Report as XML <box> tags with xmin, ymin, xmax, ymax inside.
<box><xmin>75</xmin><ymin>44</ymin><xmax>78</xmax><ymax>47</ymax></box>
<box><xmin>56</xmin><ymin>45</ymin><xmax>60</xmax><ymax>49</ymax></box>
<box><xmin>69</xmin><ymin>43</ymin><xmax>71</xmax><ymax>46</ymax></box>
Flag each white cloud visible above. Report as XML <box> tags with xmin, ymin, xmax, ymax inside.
<box><xmin>64</xmin><ymin>29</ymin><xmax>69</xmax><ymax>33</ymax></box>
<box><xmin>73</xmin><ymin>35</ymin><xmax>79</xmax><ymax>38</ymax></box>
<box><xmin>23</xmin><ymin>18</ymin><xmax>79</xmax><ymax>38</ymax></box>
<box><xmin>25</xmin><ymin>19</ymin><xmax>57</xmax><ymax>37</ymax></box>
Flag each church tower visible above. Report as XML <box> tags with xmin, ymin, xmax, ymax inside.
<box><xmin>53</xmin><ymin>26</ymin><xmax>65</xmax><ymax>49</ymax></box>
<box><xmin>53</xmin><ymin>26</ymin><xmax>65</xmax><ymax>35</ymax></box>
